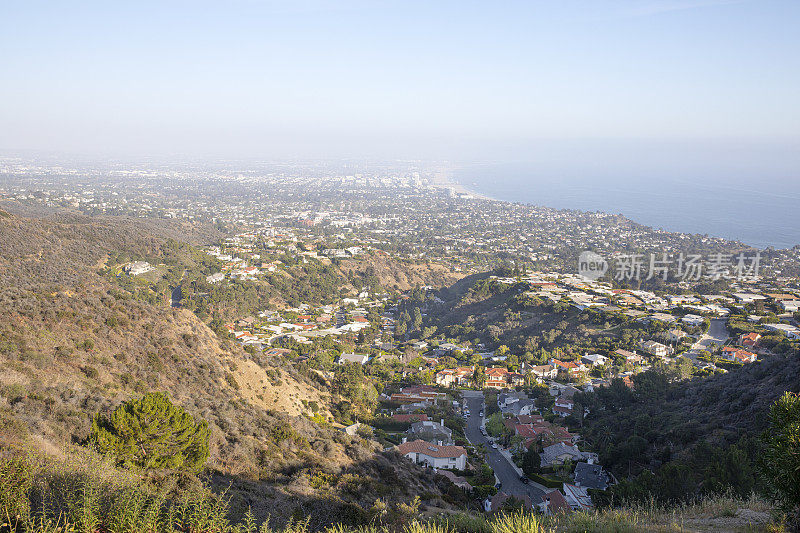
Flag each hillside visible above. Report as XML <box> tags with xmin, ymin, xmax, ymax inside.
<box><xmin>338</xmin><ymin>252</ymin><xmax>466</xmax><ymax>292</ymax></box>
<box><xmin>579</xmin><ymin>353</ymin><xmax>800</xmax><ymax>505</ymax></box>
<box><xmin>0</xmin><ymin>211</ymin><xmax>453</xmax><ymax>528</ymax></box>
<box><xmin>427</xmin><ymin>277</ymin><xmax>623</xmax><ymax>358</ymax></box>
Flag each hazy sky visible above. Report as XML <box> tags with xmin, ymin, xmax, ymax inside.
<box><xmin>1</xmin><ymin>0</ymin><xmax>799</xmax><ymax>163</ymax></box>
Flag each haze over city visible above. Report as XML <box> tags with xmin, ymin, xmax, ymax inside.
<box><xmin>2</xmin><ymin>0</ymin><xmax>799</xmax><ymax>166</ymax></box>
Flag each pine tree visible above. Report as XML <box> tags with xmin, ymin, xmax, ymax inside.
<box><xmin>761</xmin><ymin>391</ymin><xmax>800</xmax><ymax>509</ymax></box>
<box><xmin>521</xmin><ymin>446</ymin><xmax>541</xmax><ymax>477</ymax></box>
<box><xmin>89</xmin><ymin>392</ymin><xmax>209</xmax><ymax>472</ymax></box>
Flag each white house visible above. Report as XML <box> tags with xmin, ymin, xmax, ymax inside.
<box><xmin>780</xmin><ymin>300</ymin><xmax>800</xmax><ymax>313</ymax></box>
<box><xmin>681</xmin><ymin>314</ymin><xmax>705</xmax><ymax>327</ymax></box>
<box><xmin>764</xmin><ymin>323</ymin><xmax>800</xmax><ymax>340</ymax></box>
<box><xmin>125</xmin><ymin>261</ymin><xmax>153</xmax><ymax>276</ymax></box>
<box><xmin>581</xmin><ymin>354</ymin><xmax>608</xmax><ymax>367</ymax></box>
<box><xmin>640</xmin><ymin>340</ymin><xmax>672</xmax><ymax>357</ymax></box>
<box><xmin>396</xmin><ymin>440</ymin><xmax>467</xmax><ymax>470</ymax></box>
<box><xmin>666</xmin><ymin>328</ymin><xmax>687</xmax><ymax>343</ymax></box>
<box><xmin>337</xmin><ymin>353</ymin><xmax>370</xmax><ymax>365</ymax></box>
<box><xmin>206</xmin><ymin>272</ymin><xmax>225</xmax><ymax>284</ymax></box>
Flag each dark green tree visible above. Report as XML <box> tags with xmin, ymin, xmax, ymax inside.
<box><xmin>88</xmin><ymin>392</ymin><xmax>209</xmax><ymax>472</ymax></box>
<box><xmin>761</xmin><ymin>391</ymin><xmax>800</xmax><ymax>510</ymax></box>
<box><xmin>521</xmin><ymin>446</ymin><xmax>541</xmax><ymax>477</ymax></box>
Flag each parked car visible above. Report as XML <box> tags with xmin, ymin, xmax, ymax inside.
<box><xmin>519</xmin><ymin>476</ymin><xmax>529</xmax><ymax>484</ymax></box>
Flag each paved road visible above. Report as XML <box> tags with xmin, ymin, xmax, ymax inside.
<box><xmin>462</xmin><ymin>391</ymin><xmax>546</xmax><ymax>504</ymax></box>
<box><xmin>692</xmin><ymin>317</ymin><xmax>729</xmax><ymax>351</ymax></box>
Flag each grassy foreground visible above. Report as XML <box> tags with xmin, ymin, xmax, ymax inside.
<box><xmin>0</xmin><ymin>449</ymin><xmax>786</xmax><ymax>533</ymax></box>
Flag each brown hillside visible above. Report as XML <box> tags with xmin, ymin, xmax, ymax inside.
<box><xmin>0</xmin><ymin>213</ymin><xmax>453</xmax><ymax>527</ymax></box>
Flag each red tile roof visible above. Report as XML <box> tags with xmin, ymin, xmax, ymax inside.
<box><xmin>397</xmin><ymin>440</ymin><xmax>466</xmax><ymax>459</ymax></box>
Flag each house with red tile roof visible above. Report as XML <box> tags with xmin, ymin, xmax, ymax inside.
<box><xmin>739</xmin><ymin>332</ymin><xmax>761</xmax><ymax>348</ymax></box>
<box><xmin>396</xmin><ymin>439</ymin><xmax>467</xmax><ymax>470</ymax></box>
<box><xmin>484</xmin><ymin>491</ymin><xmax>532</xmax><ymax>513</ymax></box>
<box><xmin>537</xmin><ymin>490</ymin><xmax>571</xmax><ymax>515</ymax></box>
<box><xmin>722</xmin><ymin>346</ymin><xmax>757</xmax><ymax>363</ymax></box>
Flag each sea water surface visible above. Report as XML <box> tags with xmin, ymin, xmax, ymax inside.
<box><xmin>454</xmin><ymin>161</ymin><xmax>800</xmax><ymax>250</ymax></box>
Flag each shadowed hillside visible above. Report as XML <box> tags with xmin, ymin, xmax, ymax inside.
<box><xmin>0</xmin><ymin>212</ymin><xmax>453</xmax><ymax>527</ymax></box>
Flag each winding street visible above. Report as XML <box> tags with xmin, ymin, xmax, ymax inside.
<box><xmin>462</xmin><ymin>390</ymin><xmax>547</xmax><ymax>505</ymax></box>
<box><xmin>692</xmin><ymin>317</ymin><xmax>730</xmax><ymax>351</ymax></box>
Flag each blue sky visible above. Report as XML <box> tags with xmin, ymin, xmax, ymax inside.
<box><xmin>1</xmin><ymin>0</ymin><xmax>799</xmax><ymax>162</ymax></box>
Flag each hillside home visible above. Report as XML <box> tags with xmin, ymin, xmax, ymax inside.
<box><xmin>125</xmin><ymin>261</ymin><xmax>153</xmax><ymax>276</ymax></box>
<box><xmin>397</xmin><ymin>440</ymin><xmax>467</xmax><ymax>470</ymax></box>
<box><xmin>337</xmin><ymin>353</ymin><xmax>369</xmax><ymax>365</ymax></box>
<box><xmin>485</xmin><ymin>492</ymin><xmax>532</xmax><ymax>513</ymax></box>
<box><xmin>536</xmin><ymin>490</ymin><xmax>571</xmax><ymax>515</ymax></box>
<box><xmin>780</xmin><ymin>300</ymin><xmax>800</xmax><ymax>313</ymax></box>
<box><xmin>563</xmin><ymin>483</ymin><xmax>593</xmax><ymax>510</ymax></box>
<box><xmin>739</xmin><ymin>332</ymin><xmax>761</xmax><ymax>348</ymax></box>
<box><xmin>581</xmin><ymin>354</ymin><xmax>608</xmax><ymax>367</ymax></box>
<box><xmin>721</xmin><ymin>346</ymin><xmax>757</xmax><ymax>363</ymax></box>
<box><xmin>574</xmin><ymin>462</ymin><xmax>609</xmax><ymax>490</ymax></box>
<box><xmin>640</xmin><ymin>340</ymin><xmax>672</xmax><ymax>357</ymax></box>
<box><xmin>407</xmin><ymin>420</ymin><xmax>453</xmax><ymax>445</ymax></box>
<box><xmin>666</xmin><ymin>329</ymin><xmax>687</xmax><ymax>343</ymax></box>
<box><xmin>614</xmin><ymin>349</ymin><xmax>644</xmax><ymax>365</ymax></box>
<box><xmin>764</xmin><ymin>323</ymin><xmax>800</xmax><ymax>340</ymax></box>
<box><xmin>681</xmin><ymin>314</ymin><xmax>705</xmax><ymax>327</ymax></box>
<box><xmin>540</xmin><ymin>442</ymin><xmax>587</xmax><ymax>467</ymax></box>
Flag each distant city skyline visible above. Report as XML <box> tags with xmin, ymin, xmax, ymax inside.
<box><xmin>2</xmin><ymin>1</ymin><xmax>799</xmax><ymax>171</ymax></box>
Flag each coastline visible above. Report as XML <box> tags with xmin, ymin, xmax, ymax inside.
<box><xmin>440</xmin><ymin>169</ymin><xmax>798</xmax><ymax>251</ymax></box>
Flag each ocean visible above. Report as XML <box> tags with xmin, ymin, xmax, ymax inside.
<box><xmin>454</xmin><ymin>162</ymin><xmax>800</xmax><ymax>250</ymax></box>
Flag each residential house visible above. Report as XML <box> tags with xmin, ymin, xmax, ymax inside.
<box><xmin>498</xmin><ymin>392</ymin><xmax>528</xmax><ymax>409</ymax></box>
<box><xmin>780</xmin><ymin>300</ymin><xmax>800</xmax><ymax>313</ymax></box>
<box><xmin>125</xmin><ymin>261</ymin><xmax>153</xmax><ymax>276</ymax></box>
<box><xmin>764</xmin><ymin>323</ymin><xmax>800</xmax><ymax>340</ymax></box>
<box><xmin>553</xmin><ymin>397</ymin><xmax>574</xmax><ymax>418</ymax></box>
<box><xmin>536</xmin><ymin>490</ymin><xmax>571</xmax><ymax>515</ymax></box>
<box><xmin>639</xmin><ymin>340</ymin><xmax>672</xmax><ymax>357</ymax></box>
<box><xmin>437</xmin><ymin>470</ymin><xmax>472</xmax><ymax>491</ymax></box>
<box><xmin>337</xmin><ymin>353</ymin><xmax>369</xmax><ymax>365</ymax></box>
<box><xmin>681</xmin><ymin>314</ymin><xmax>705</xmax><ymax>327</ymax></box>
<box><xmin>484</xmin><ymin>367</ymin><xmax>512</xmax><ymax>389</ymax></box>
<box><xmin>397</xmin><ymin>440</ymin><xmax>467</xmax><ymax>470</ymax></box>
<box><xmin>540</xmin><ymin>442</ymin><xmax>588</xmax><ymax>467</ymax></box>
<box><xmin>206</xmin><ymin>272</ymin><xmax>225</xmax><ymax>283</ymax></box>
<box><xmin>411</xmin><ymin>340</ymin><xmax>429</xmax><ymax>351</ymax></box>
<box><xmin>648</xmin><ymin>313</ymin><xmax>677</xmax><ymax>324</ymax></box>
<box><xmin>392</xmin><ymin>413</ymin><xmax>429</xmax><ymax>423</ymax></box>
<box><xmin>529</xmin><ymin>364</ymin><xmax>558</xmax><ymax>380</ymax></box>
<box><xmin>581</xmin><ymin>354</ymin><xmax>608</xmax><ymax>367</ymax></box>
<box><xmin>435</xmin><ymin>367</ymin><xmax>473</xmax><ymax>387</ymax></box>
<box><xmin>507</xmin><ymin>398</ymin><xmax>538</xmax><ymax>416</ymax></box>
<box><xmin>721</xmin><ymin>346</ymin><xmax>757</xmax><ymax>363</ymax></box>
<box><xmin>485</xmin><ymin>492</ymin><xmax>532</xmax><ymax>513</ymax></box>
<box><xmin>563</xmin><ymin>483</ymin><xmax>593</xmax><ymax>511</ymax></box>
<box><xmin>614</xmin><ymin>349</ymin><xmax>644</xmax><ymax>366</ymax></box>
<box><xmin>574</xmin><ymin>462</ymin><xmax>609</xmax><ymax>490</ymax></box>
<box><xmin>739</xmin><ymin>332</ymin><xmax>761</xmax><ymax>348</ymax></box>
<box><xmin>407</xmin><ymin>420</ymin><xmax>453</xmax><ymax>445</ymax></box>
<box><xmin>666</xmin><ymin>329</ymin><xmax>687</xmax><ymax>343</ymax></box>
<box><xmin>551</xmin><ymin>359</ymin><xmax>587</xmax><ymax>377</ymax></box>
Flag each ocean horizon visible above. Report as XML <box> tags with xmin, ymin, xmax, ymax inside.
<box><xmin>453</xmin><ymin>162</ymin><xmax>800</xmax><ymax>250</ymax></box>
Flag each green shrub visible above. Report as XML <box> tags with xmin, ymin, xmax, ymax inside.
<box><xmin>88</xmin><ymin>392</ymin><xmax>209</xmax><ymax>472</ymax></box>
<box><xmin>761</xmin><ymin>391</ymin><xmax>800</xmax><ymax>510</ymax></box>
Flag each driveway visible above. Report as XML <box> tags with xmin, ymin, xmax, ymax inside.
<box><xmin>461</xmin><ymin>391</ymin><xmax>547</xmax><ymax>504</ymax></box>
<box><xmin>692</xmin><ymin>317</ymin><xmax>729</xmax><ymax>351</ymax></box>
